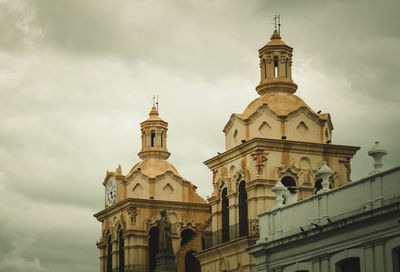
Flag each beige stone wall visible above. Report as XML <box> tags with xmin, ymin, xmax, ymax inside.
<box><xmin>248</xmin><ymin>111</ymin><xmax>281</xmax><ymax>140</ymax></box>
<box><xmin>225</xmin><ymin>105</ymin><xmax>333</xmax><ymax>151</ymax></box>
<box><xmin>96</xmin><ymin>197</ymin><xmax>210</xmax><ymax>272</ymax></box>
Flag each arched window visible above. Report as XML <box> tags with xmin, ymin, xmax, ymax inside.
<box><xmin>118</xmin><ymin>229</ymin><xmax>124</xmax><ymax>272</ymax></box>
<box><xmin>161</xmin><ymin>132</ymin><xmax>164</xmax><ymax>147</ymax></box>
<box><xmin>274</xmin><ymin>56</ymin><xmax>279</xmax><ymax>78</ymax></box>
<box><xmin>149</xmin><ymin>227</ymin><xmax>159</xmax><ymax>272</ymax></box>
<box><xmin>185</xmin><ymin>250</ymin><xmax>201</xmax><ymax>272</ymax></box>
<box><xmin>107</xmin><ymin>234</ymin><xmax>112</xmax><ymax>272</ymax></box>
<box><xmin>221</xmin><ymin>188</ymin><xmax>229</xmax><ymax>243</ymax></box>
<box><xmin>285</xmin><ymin>58</ymin><xmax>288</xmax><ymax>77</ymax></box>
<box><xmin>151</xmin><ymin>131</ymin><xmax>156</xmax><ymax>147</ymax></box>
<box><xmin>238</xmin><ymin>181</ymin><xmax>248</xmax><ymax>237</ymax></box>
<box><xmin>181</xmin><ymin>228</ymin><xmax>195</xmax><ymax>248</ymax></box>
<box><xmin>335</xmin><ymin>257</ymin><xmax>360</xmax><ymax>272</ymax></box>
<box><xmin>263</xmin><ymin>59</ymin><xmax>267</xmax><ymax>79</ymax></box>
<box><xmin>281</xmin><ymin>176</ymin><xmax>297</xmax><ymax>193</ymax></box>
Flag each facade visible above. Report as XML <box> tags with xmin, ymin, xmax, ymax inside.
<box><xmin>94</xmin><ymin>107</ymin><xmax>211</xmax><ymax>272</ymax></box>
<box><xmin>94</xmin><ymin>29</ymin><xmax>365</xmax><ymax>272</ymax></box>
<box><xmin>195</xmin><ymin>30</ymin><xmax>359</xmax><ymax>272</ymax></box>
<box><xmin>247</xmin><ymin>152</ymin><xmax>400</xmax><ymax>272</ymax></box>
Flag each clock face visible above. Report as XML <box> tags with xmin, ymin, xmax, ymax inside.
<box><xmin>106</xmin><ymin>178</ymin><xmax>116</xmax><ymax>206</ymax></box>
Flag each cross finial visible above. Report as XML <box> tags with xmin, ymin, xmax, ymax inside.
<box><xmin>156</xmin><ymin>95</ymin><xmax>159</xmax><ymax>111</ymax></box>
<box><xmin>152</xmin><ymin>95</ymin><xmax>156</xmax><ymax>107</ymax></box>
<box><xmin>272</xmin><ymin>14</ymin><xmax>281</xmax><ymax>34</ymax></box>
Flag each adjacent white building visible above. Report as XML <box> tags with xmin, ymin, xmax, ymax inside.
<box><xmin>248</xmin><ymin>145</ymin><xmax>400</xmax><ymax>272</ymax></box>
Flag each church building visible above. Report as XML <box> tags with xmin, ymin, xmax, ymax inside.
<box><xmin>94</xmin><ymin>29</ymin><xmax>362</xmax><ymax>272</ymax></box>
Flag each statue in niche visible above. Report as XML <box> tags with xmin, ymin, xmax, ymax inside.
<box><xmin>158</xmin><ymin>208</ymin><xmax>174</xmax><ymax>255</ymax></box>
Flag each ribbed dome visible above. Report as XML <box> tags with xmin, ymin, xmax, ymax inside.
<box><xmin>129</xmin><ymin>158</ymin><xmax>181</xmax><ymax>178</ymax></box>
<box><xmin>238</xmin><ymin>92</ymin><xmax>315</xmax><ymax>118</ymax></box>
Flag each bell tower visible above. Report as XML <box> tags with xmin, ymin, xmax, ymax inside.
<box><xmin>138</xmin><ymin>106</ymin><xmax>170</xmax><ymax>160</ymax></box>
<box><xmin>256</xmin><ymin>30</ymin><xmax>298</xmax><ymax>95</ymax></box>
<box><xmin>94</xmin><ymin>104</ymin><xmax>210</xmax><ymax>272</ymax></box>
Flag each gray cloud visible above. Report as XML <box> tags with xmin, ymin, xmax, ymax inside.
<box><xmin>0</xmin><ymin>0</ymin><xmax>399</xmax><ymax>271</ymax></box>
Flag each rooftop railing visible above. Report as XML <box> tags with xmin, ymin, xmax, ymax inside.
<box><xmin>202</xmin><ymin>219</ymin><xmax>259</xmax><ymax>249</ymax></box>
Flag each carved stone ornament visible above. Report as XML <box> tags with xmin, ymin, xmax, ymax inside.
<box><xmin>241</xmin><ymin>158</ymin><xmax>247</xmax><ymax>171</ymax></box>
<box><xmin>221</xmin><ymin>166</ymin><xmax>228</xmax><ymax>177</ymax></box>
<box><xmin>233</xmin><ymin>170</ymin><xmax>244</xmax><ymax>182</ymax></box>
<box><xmin>339</xmin><ymin>157</ymin><xmax>351</xmax><ymax>182</ymax></box>
<box><xmin>127</xmin><ymin>206</ymin><xmax>139</xmax><ymax>225</ymax></box>
<box><xmin>217</xmin><ymin>178</ymin><xmax>225</xmax><ymax>189</ymax></box>
<box><xmin>251</xmin><ymin>149</ymin><xmax>269</xmax><ymax>175</ymax></box>
<box><xmin>181</xmin><ymin>218</ymin><xmax>196</xmax><ymax>229</ymax></box>
<box><xmin>281</xmin><ymin>152</ymin><xmax>290</xmax><ymax>166</ymax></box>
<box><xmin>212</xmin><ymin>169</ymin><xmax>218</xmax><ymax>185</ymax></box>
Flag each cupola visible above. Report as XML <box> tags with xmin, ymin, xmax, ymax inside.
<box><xmin>138</xmin><ymin>106</ymin><xmax>170</xmax><ymax>160</ymax></box>
<box><xmin>256</xmin><ymin>30</ymin><xmax>298</xmax><ymax>95</ymax></box>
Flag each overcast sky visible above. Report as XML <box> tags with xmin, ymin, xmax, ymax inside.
<box><xmin>0</xmin><ymin>0</ymin><xmax>399</xmax><ymax>271</ymax></box>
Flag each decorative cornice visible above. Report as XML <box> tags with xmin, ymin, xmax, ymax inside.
<box><xmin>204</xmin><ymin>138</ymin><xmax>359</xmax><ymax>170</ymax></box>
<box><xmin>94</xmin><ymin>198</ymin><xmax>210</xmax><ymax>221</ymax></box>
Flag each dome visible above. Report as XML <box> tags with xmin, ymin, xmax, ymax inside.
<box><xmin>265</xmin><ymin>30</ymin><xmax>289</xmax><ymax>46</ymax></box>
<box><xmin>237</xmin><ymin>92</ymin><xmax>317</xmax><ymax>119</ymax></box>
<box><xmin>128</xmin><ymin>158</ymin><xmax>181</xmax><ymax>178</ymax></box>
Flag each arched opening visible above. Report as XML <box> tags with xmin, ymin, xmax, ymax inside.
<box><xmin>281</xmin><ymin>176</ymin><xmax>297</xmax><ymax>193</ymax></box>
<box><xmin>161</xmin><ymin>131</ymin><xmax>164</xmax><ymax>147</ymax></box>
<box><xmin>185</xmin><ymin>250</ymin><xmax>201</xmax><ymax>272</ymax></box>
<box><xmin>238</xmin><ymin>181</ymin><xmax>248</xmax><ymax>237</ymax></box>
<box><xmin>221</xmin><ymin>188</ymin><xmax>229</xmax><ymax>243</ymax></box>
<box><xmin>148</xmin><ymin>226</ymin><xmax>159</xmax><ymax>272</ymax></box>
<box><xmin>285</xmin><ymin>58</ymin><xmax>288</xmax><ymax>77</ymax></box>
<box><xmin>118</xmin><ymin>229</ymin><xmax>124</xmax><ymax>272</ymax></box>
<box><xmin>107</xmin><ymin>234</ymin><xmax>112</xmax><ymax>272</ymax></box>
<box><xmin>274</xmin><ymin>56</ymin><xmax>279</xmax><ymax>78</ymax></box>
<box><xmin>335</xmin><ymin>257</ymin><xmax>360</xmax><ymax>272</ymax></box>
<box><xmin>151</xmin><ymin>131</ymin><xmax>156</xmax><ymax>147</ymax></box>
<box><xmin>181</xmin><ymin>228</ymin><xmax>195</xmax><ymax>248</ymax></box>
<box><xmin>263</xmin><ymin>59</ymin><xmax>267</xmax><ymax>79</ymax></box>
<box><xmin>392</xmin><ymin>246</ymin><xmax>400</xmax><ymax>272</ymax></box>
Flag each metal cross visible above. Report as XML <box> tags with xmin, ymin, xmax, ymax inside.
<box><xmin>272</xmin><ymin>14</ymin><xmax>281</xmax><ymax>34</ymax></box>
<box><xmin>273</xmin><ymin>14</ymin><xmax>279</xmax><ymax>30</ymax></box>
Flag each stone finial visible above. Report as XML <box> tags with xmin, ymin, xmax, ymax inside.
<box><xmin>272</xmin><ymin>179</ymin><xmax>288</xmax><ymax>210</ymax></box>
<box><xmin>316</xmin><ymin>161</ymin><xmax>334</xmax><ymax>194</ymax></box>
<box><xmin>368</xmin><ymin>141</ymin><xmax>387</xmax><ymax>175</ymax></box>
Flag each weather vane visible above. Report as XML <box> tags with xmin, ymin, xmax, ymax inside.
<box><xmin>156</xmin><ymin>95</ymin><xmax>159</xmax><ymax>111</ymax></box>
<box><xmin>272</xmin><ymin>14</ymin><xmax>281</xmax><ymax>34</ymax></box>
<box><xmin>152</xmin><ymin>95</ymin><xmax>159</xmax><ymax>110</ymax></box>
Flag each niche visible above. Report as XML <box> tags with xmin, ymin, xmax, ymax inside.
<box><xmin>296</xmin><ymin>121</ymin><xmax>309</xmax><ymax>136</ymax></box>
<box><xmin>259</xmin><ymin>122</ymin><xmax>272</xmax><ymax>136</ymax></box>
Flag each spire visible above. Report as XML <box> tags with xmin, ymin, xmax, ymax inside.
<box><xmin>255</xmin><ymin>30</ymin><xmax>298</xmax><ymax>95</ymax></box>
<box><xmin>138</xmin><ymin>106</ymin><xmax>170</xmax><ymax>160</ymax></box>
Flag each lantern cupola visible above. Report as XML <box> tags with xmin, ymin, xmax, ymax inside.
<box><xmin>256</xmin><ymin>30</ymin><xmax>298</xmax><ymax>95</ymax></box>
<box><xmin>138</xmin><ymin>106</ymin><xmax>170</xmax><ymax>160</ymax></box>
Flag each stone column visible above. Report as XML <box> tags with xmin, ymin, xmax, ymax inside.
<box><xmin>112</xmin><ymin>240</ymin><xmax>118</xmax><ymax>271</ymax></box>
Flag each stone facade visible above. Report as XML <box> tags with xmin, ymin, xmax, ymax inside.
<box><xmin>94</xmin><ymin>107</ymin><xmax>211</xmax><ymax>272</ymax></box>
<box><xmin>196</xmin><ymin>30</ymin><xmax>359</xmax><ymax>272</ymax></box>
<box><xmin>95</xmin><ymin>29</ymin><xmax>362</xmax><ymax>272</ymax></box>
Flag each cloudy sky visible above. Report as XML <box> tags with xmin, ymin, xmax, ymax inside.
<box><xmin>0</xmin><ymin>0</ymin><xmax>399</xmax><ymax>271</ymax></box>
